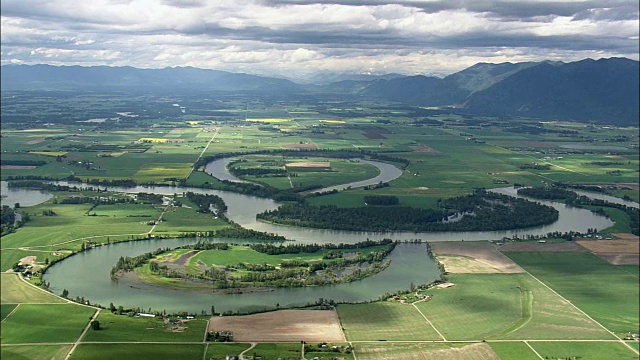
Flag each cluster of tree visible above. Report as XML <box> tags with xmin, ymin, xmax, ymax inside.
<box><xmin>60</xmin><ymin>196</ymin><xmax>133</xmax><ymax>205</ymax></box>
<box><xmin>236</xmin><ymin>262</ymin><xmax>276</xmax><ymax>271</ymax></box>
<box><xmin>185</xmin><ymin>241</ymin><xmax>230</xmax><ymax>251</ymax></box>
<box><xmin>184</xmin><ymin>192</ymin><xmax>227</xmax><ymax>214</ymax></box>
<box><xmin>518</xmin><ymin>163</ymin><xmax>551</xmax><ymax>170</ymax></box>
<box><xmin>173</xmin><ymin>228</ymin><xmax>287</xmax><ymax>242</ymax></box>
<box><xmin>1</xmin><ymin>159</ymin><xmax>47</xmax><ymax>166</ymax></box>
<box><xmin>110</xmin><ymin>247</ymin><xmax>170</xmax><ymax>280</ymax></box>
<box><xmin>588</xmin><ymin>161</ymin><xmax>624</xmax><ymax>166</ymax></box>
<box><xmin>6</xmin><ymin>181</ymin><xmax>76</xmax><ymax>191</ymax></box>
<box><xmin>258</xmin><ymin>190</ymin><xmax>558</xmax><ymax>232</ymax></box>
<box><xmin>257</xmin><ymin>203</ymin><xmax>447</xmax><ymax>232</ymax></box>
<box><xmin>364</xmin><ymin>195</ymin><xmax>399</xmax><ymax>205</ymax></box>
<box><xmin>1</xmin><ymin>205</ymin><xmax>16</xmax><ymax>235</ymax></box>
<box><xmin>62</xmin><ymin>176</ymin><xmax>138</xmax><ymax>187</ymax></box>
<box><xmin>250</xmin><ymin>238</ymin><xmax>393</xmax><ymax>255</ymax></box>
<box><xmin>135</xmin><ymin>192</ymin><xmax>163</xmax><ymax>204</ymax></box>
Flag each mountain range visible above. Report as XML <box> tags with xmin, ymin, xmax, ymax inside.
<box><xmin>1</xmin><ymin>58</ymin><xmax>638</xmax><ymax>125</ymax></box>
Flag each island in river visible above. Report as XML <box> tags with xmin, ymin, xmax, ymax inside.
<box><xmin>112</xmin><ymin>239</ymin><xmax>398</xmax><ymax>292</ymax></box>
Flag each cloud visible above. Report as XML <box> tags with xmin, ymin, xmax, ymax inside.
<box><xmin>1</xmin><ymin>0</ymin><xmax>637</xmax><ymax>79</ymax></box>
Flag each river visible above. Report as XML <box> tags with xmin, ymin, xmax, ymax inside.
<box><xmin>2</xmin><ymin>157</ymin><xmax>629</xmax><ymax>312</ymax></box>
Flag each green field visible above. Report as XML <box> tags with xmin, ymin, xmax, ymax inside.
<box><xmin>503</xmin><ymin>251</ymin><xmax>640</xmax><ymax>336</ymax></box>
<box><xmin>0</xmin><ymin>273</ymin><xmax>67</xmax><ymax>304</ymax></box>
<box><xmin>488</xmin><ymin>342</ymin><xmax>540</xmax><ymax>360</ymax></box>
<box><xmin>1</xmin><ymin>344</ymin><xmax>73</xmax><ymax>360</ymax></box>
<box><xmin>186</xmin><ymin>244</ymin><xmax>389</xmax><ymax>268</ymax></box>
<box><xmin>337</xmin><ymin>302</ymin><xmax>442</xmax><ymax>341</ymax></box>
<box><xmin>81</xmin><ymin>312</ymin><xmax>207</xmax><ymax>342</ymax></box>
<box><xmin>353</xmin><ymin>342</ymin><xmax>493</xmax><ymax>360</ymax></box>
<box><xmin>0</xmin><ymin>304</ymin><xmax>95</xmax><ymax>343</ymax></box>
<box><xmin>415</xmin><ymin>273</ymin><xmax>611</xmax><ymax>341</ymax></box>
<box><xmin>1</xmin><ymin>303</ymin><xmax>18</xmax><ymax>320</ymax></box>
<box><xmin>529</xmin><ymin>341</ymin><xmax>639</xmax><ymax>360</ymax></box>
<box><xmin>69</xmin><ymin>344</ymin><xmax>204</xmax><ymax>360</ymax></box>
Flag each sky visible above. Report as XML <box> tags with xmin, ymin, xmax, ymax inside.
<box><xmin>1</xmin><ymin>0</ymin><xmax>638</xmax><ymax>80</ymax></box>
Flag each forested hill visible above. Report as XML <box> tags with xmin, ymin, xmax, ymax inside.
<box><xmin>338</xmin><ymin>57</ymin><xmax>639</xmax><ymax>126</ymax></box>
<box><xmin>2</xmin><ymin>57</ymin><xmax>638</xmax><ymax>125</ymax></box>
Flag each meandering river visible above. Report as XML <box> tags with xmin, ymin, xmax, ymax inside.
<box><xmin>3</xmin><ymin>157</ymin><xmax>629</xmax><ymax>312</ymax></box>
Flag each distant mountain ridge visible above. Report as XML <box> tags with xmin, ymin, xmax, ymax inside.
<box><xmin>0</xmin><ymin>64</ymin><xmax>302</xmax><ymax>93</ymax></box>
<box><xmin>326</xmin><ymin>57</ymin><xmax>638</xmax><ymax>125</ymax></box>
<box><xmin>2</xmin><ymin>58</ymin><xmax>638</xmax><ymax>125</ymax></box>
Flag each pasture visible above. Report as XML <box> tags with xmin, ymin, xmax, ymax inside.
<box><xmin>503</xmin><ymin>251</ymin><xmax>640</xmax><ymax>336</ymax></box>
<box><xmin>0</xmin><ymin>303</ymin><xmax>95</xmax><ymax>343</ymax></box>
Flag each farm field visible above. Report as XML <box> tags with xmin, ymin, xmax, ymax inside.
<box><xmin>1</xmin><ymin>344</ymin><xmax>73</xmax><ymax>360</ymax></box>
<box><xmin>81</xmin><ymin>312</ymin><xmax>208</xmax><ymax>342</ymax></box>
<box><xmin>0</xmin><ymin>273</ymin><xmax>67</xmax><ymax>303</ymax></box>
<box><xmin>206</xmin><ymin>309</ymin><xmax>345</xmax><ymax>342</ymax></box>
<box><xmin>503</xmin><ymin>251</ymin><xmax>640</xmax><ymax>336</ymax></box>
<box><xmin>528</xmin><ymin>341</ymin><xmax>639</xmax><ymax>360</ymax></box>
<box><xmin>576</xmin><ymin>237</ymin><xmax>639</xmax><ymax>265</ymax></box>
<box><xmin>0</xmin><ymin>303</ymin><xmax>95</xmax><ymax>344</ymax></box>
<box><xmin>429</xmin><ymin>241</ymin><xmax>524</xmax><ymax>274</ymax></box>
<box><xmin>337</xmin><ymin>302</ymin><xmax>443</xmax><ymax>341</ymax></box>
<box><xmin>353</xmin><ymin>342</ymin><xmax>498</xmax><ymax>360</ymax></box>
<box><xmin>487</xmin><ymin>342</ymin><xmax>540</xmax><ymax>360</ymax></box>
<box><xmin>69</xmin><ymin>344</ymin><xmax>204</xmax><ymax>360</ymax></box>
<box><xmin>415</xmin><ymin>273</ymin><xmax>612</xmax><ymax>341</ymax></box>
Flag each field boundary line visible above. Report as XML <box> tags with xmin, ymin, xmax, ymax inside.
<box><xmin>524</xmin><ymin>341</ymin><xmax>544</xmax><ymax>359</ymax></box>
<box><xmin>13</xmin><ymin>272</ymin><xmax>100</xmax><ymax>310</ymax></box>
<box><xmin>1</xmin><ymin>303</ymin><xmax>20</xmax><ymax>323</ymax></box>
<box><xmin>412</xmin><ymin>303</ymin><xmax>447</xmax><ymax>341</ymax></box>
<box><xmin>522</xmin><ymin>270</ymin><xmax>639</xmax><ymax>355</ymax></box>
<box><xmin>202</xmin><ymin>343</ymin><xmax>209</xmax><ymax>360</ymax></box>
<box><xmin>188</xmin><ymin>127</ymin><xmax>219</xmax><ymax>178</ymax></box>
<box><xmin>64</xmin><ymin>308</ymin><xmax>100</xmax><ymax>360</ymax></box>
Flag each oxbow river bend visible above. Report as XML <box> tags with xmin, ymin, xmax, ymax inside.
<box><xmin>2</xmin><ymin>158</ymin><xmax>623</xmax><ymax>313</ymax></box>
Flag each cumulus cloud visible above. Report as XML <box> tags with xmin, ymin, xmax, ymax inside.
<box><xmin>0</xmin><ymin>0</ymin><xmax>637</xmax><ymax>79</ymax></box>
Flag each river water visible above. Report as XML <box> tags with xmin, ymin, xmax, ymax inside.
<box><xmin>2</xmin><ymin>157</ymin><xmax>627</xmax><ymax>312</ymax></box>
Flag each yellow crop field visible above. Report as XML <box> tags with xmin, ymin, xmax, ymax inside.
<box><xmin>319</xmin><ymin>120</ymin><xmax>346</xmax><ymax>123</ymax></box>
<box><xmin>138</xmin><ymin>137</ymin><xmax>169</xmax><ymax>143</ymax></box>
